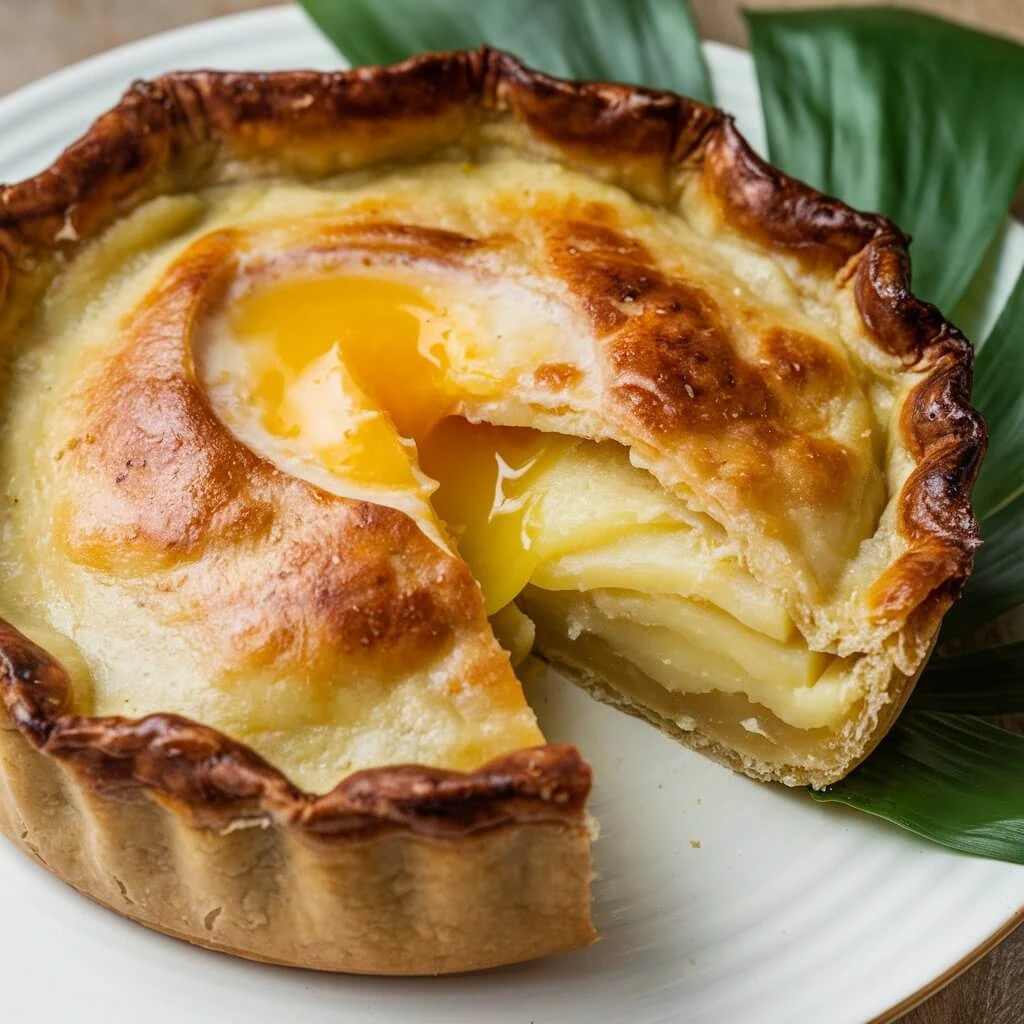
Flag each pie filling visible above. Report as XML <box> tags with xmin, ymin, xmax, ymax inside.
<box><xmin>205</xmin><ymin>266</ymin><xmax>859</xmax><ymax>753</ymax></box>
<box><xmin>0</xmin><ymin>163</ymin><xmax>895</xmax><ymax>790</ymax></box>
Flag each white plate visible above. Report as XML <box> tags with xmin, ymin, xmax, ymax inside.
<box><xmin>1</xmin><ymin>8</ymin><xmax>1022</xmax><ymax>1022</ymax></box>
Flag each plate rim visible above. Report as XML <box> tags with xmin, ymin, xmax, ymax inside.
<box><xmin>873</xmin><ymin>907</ymin><xmax>1023</xmax><ymax>1022</ymax></box>
<box><xmin>0</xmin><ymin>6</ymin><xmax>1021</xmax><ymax>1021</ymax></box>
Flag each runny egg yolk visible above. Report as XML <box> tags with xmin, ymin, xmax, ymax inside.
<box><xmin>228</xmin><ymin>272</ymin><xmax>563</xmax><ymax>611</ymax></box>
<box><xmin>230</xmin><ymin>274</ymin><xmax>452</xmax><ymax>489</ymax></box>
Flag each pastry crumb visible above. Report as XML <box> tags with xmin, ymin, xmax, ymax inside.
<box><xmin>689</xmin><ymin>839</ymin><xmax>701</xmax><ymax>849</ymax></box>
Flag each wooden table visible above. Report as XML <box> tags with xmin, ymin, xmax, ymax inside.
<box><xmin>1</xmin><ymin>2</ymin><xmax>1020</xmax><ymax>1020</ymax></box>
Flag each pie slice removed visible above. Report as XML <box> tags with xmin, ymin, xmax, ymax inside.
<box><xmin>0</xmin><ymin>51</ymin><xmax>983</xmax><ymax>973</ymax></box>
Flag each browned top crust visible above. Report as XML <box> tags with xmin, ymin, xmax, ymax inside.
<box><xmin>0</xmin><ymin>49</ymin><xmax>985</xmax><ymax>818</ymax></box>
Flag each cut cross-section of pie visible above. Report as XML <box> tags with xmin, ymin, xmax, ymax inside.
<box><xmin>0</xmin><ymin>50</ymin><xmax>984</xmax><ymax>974</ymax></box>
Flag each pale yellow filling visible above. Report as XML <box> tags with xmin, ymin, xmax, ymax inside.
<box><xmin>206</xmin><ymin>268</ymin><xmax>859</xmax><ymax>733</ymax></box>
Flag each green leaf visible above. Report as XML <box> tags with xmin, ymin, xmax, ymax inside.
<box><xmin>747</xmin><ymin>8</ymin><xmax>1024</xmax><ymax>311</ymax></box>
<box><xmin>950</xmin><ymin>221</ymin><xmax>1024</xmax><ymax>345</ymax></box>
<box><xmin>915</xmin><ymin>642</ymin><xmax>1024</xmax><ymax>715</ymax></box>
<box><xmin>971</xmin><ymin>269</ymin><xmax>1024</xmax><ymax>518</ymax></box>
<box><xmin>942</xmin><ymin>269</ymin><xmax>1024</xmax><ymax>640</ymax></box>
<box><xmin>942</xmin><ymin>497</ymin><xmax>1024</xmax><ymax>641</ymax></box>
<box><xmin>811</xmin><ymin>713</ymin><xmax>1024</xmax><ymax>865</ymax></box>
<box><xmin>299</xmin><ymin>0</ymin><xmax>710</xmax><ymax>102</ymax></box>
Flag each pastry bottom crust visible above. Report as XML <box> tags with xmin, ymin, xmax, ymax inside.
<box><xmin>528</xmin><ymin>616</ymin><xmax>924</xmax><ymax>789</ymax></box>
<box><xmin>0</xmin><ymin>724</ymin><xmax>594</xmax><ymax>974</ymax></box>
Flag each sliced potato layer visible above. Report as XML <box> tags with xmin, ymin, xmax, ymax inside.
<box><xmin>523</xmin><ymin>588</ymin><xmax>856</xmax><ymax>732</ymax></box>
<box><xmin>419</xmin><ymin>414</ymin><xmax>848</xmax><ymax>732</ymax></box>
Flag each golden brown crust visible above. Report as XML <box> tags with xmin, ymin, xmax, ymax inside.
<box><xmin>859</xmin><ymin>236</ymin><xmax>985</xmax><ymax>620</ymax></box>
<box><xmin>0</xmin><ymin>46</ymin><xmax>983</xmax><ymax>773</ymax></box>
<box><xmin>543</xmin><ymin>213</ymin><xmax>861</xmax><ymax>514</ymax></box>
<box><xmin>0</xmin><ymin>49</ymin><xmax>985</xmax><ymax>968</ymax></box>
<box><xmin>702</xmin><ymin>119</ymin><xmax>884</xmax><ymax>273</ymax></box>
<box><xmin>54</xmin><ymin>227</ymin><xmax>497</xmax><ymax>686</ymax></box>
<box><xmin>0</xmin><ymin>615</ymin><xmax>595</xmax><ymax>973</ymax></box>
<box><xmin>0</xmin><ymin>712</ymin><xmax>594</xmax><ymax>974</ymax></box>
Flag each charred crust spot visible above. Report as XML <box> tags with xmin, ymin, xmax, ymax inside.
<box><xmin>608</xmin><ymin>304</ymin><xmax>772</xmax><ymax>434</ymax></box>
<box><xmin>0</xmin><ymin>622</ymin><xmax>71</xmax><ymax>741</ymax></box>
<box><xmin>893</xmin><ymin>371</ymin><xmax>985</xmax><ymax>597</ymax></box>
<box><xmin>854</xmin><ymin>232</ymin><xmax>986</xmax><ymax>616</ymax></box>
<box><xmin>487</xmin><ymin>49</ymin><xmax>716</xmax><ymax>167</ymax></box>
<box><xmin>868</xmin><ymin>371</ymin><xmax>984</xmax><ymax>618</ymax></box>
<box><xmin>900</xmin><ymin>444</ymin><xmax>984</xmax><ymax>547</ymax></box>
<box><xmin>174</xmin><ymin>55</ymin><xmax>484</xmax><ymax>134</ymax></box>
<box><xmin>854</xmin><ymin>233</ymin><xmax>971</xmax><ymax>365</ymax></box>
<box><xmin>545</xmin><ymin>213</ymin><xmax>863</xmax><ymax>509</ymax></box>
<box><xmin>703</xmin><ymin>120</ymin><xmax>887</xmax><ymax>273</ymax></box>
<box><xmin>900</xmin><ymin>354</ymin><xmax>985</xmax><ymax>467</ymax></box>
<box><xmin>307</xmin><ymin>744</ymin><xmax>592</xmax><ymax>834</ymax></box>
<box><xmin>547</xmin><ymin>216</ymin><xmax>768</xmax><ymax>431</ymax></box>
<box><xmin>0</xmin><ymin>78</ymin><xmax>186</xmax><ymax>251</ymax></box>
<box><xmin>545</xmin><ymin>219</ymin><xmax>661</xmax><ymax>334</ymax></box>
